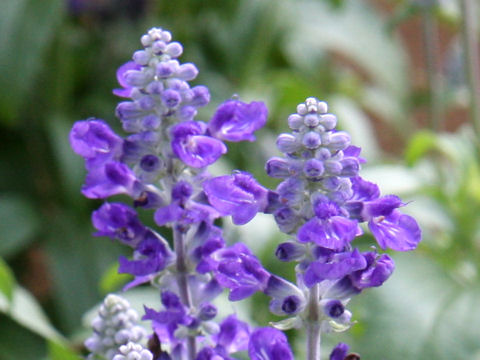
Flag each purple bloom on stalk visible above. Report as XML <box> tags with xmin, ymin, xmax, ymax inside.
<box><xmin>203</xmin><ymin>171</ymin><xmax>269</xmax><ymax>225</ymax></box>
<box><xmin>154</xmin><ymin>182</ymin><xmax>219</xmax><ymax>227</ymax></box>
<box><xmin>348</xmin><ymin>177</ymin><xmax>421</xmax><ymax>251</ymax></box>
<box><xmin>248</xmin><ymin>328</ymin><xmax>294</xmax><ymax>360</ymax></box>
<box><xmin>208</xmin><ymin>100</ymin><xmax>268</xmax><ymax>142</ymax></box>
<box><xmin>350</xmin><ymin>252</ymin><xmax>394</xmax><ymax>290</ymax></box>
<box><xmin>118</xmin><ymin>231</ymin><xmax>173</xmax><ymax>276</ymax></box>
<box><xmin>330</xmin><ymin>342</ymin><xmax>349</xmax><ymax>360</ymax></box>
<box><xmin>303</xmin><ymin>249</ymin><xmax>367</xmax><ymax>288</ymax></box>
<box><xmin>211</xmin><ymin>243</ymin><xmax>270</xmax><ymax>301</ymax></box>
<box><xmin>297</xmin><ymin>197</ymin><xmax>359</xmax><ymax>250</ymax></box>
<box><xmin>82</xmin><ymin>161</ymin><xmax>142</xmax><ymax>199</ymax></box>
<box><xmin>327</xmin><ymin>252</ymin><xmax>394</xmax><ymax>299</ymax></box>
<box><xmin>213</xmin><ymin>315</ymin><xmax>250</xmax><ymax>354</ymax></box>
<box><xmin>70</xmin><ymin>119</ymin><xmax>123</xmax><ymax>170</ymax></box>
<box><xmin>92</xmin><ymin>202</ymin><xmax>146</xmax><ymax>247</ymax></box>
<box><xmin>264</xmin><ymin>275</ymin><xmax>306</xmax><ymax>315</ymax></box>
<box><xmin>195</xmin><ymin>348</ymin><xmax>232</xmax><ymax>360</ymax></box>
<box><xmin>143</xmin><ymin>291</ymin><xmax>193</xmax><ymax>346</ymax></box>
<box><xmin>113</xmin><ymin>61</ymin><xmax>142</xmax><ymax>98</ymax></box>
<box><xmin>171</xmin><ymin>121</ymin><xmax>227</xmax><ymax>168</ymax></box>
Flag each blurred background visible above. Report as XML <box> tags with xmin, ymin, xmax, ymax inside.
<box><xmin>1</xmin><ymin>0</ymin><xmax>480</xmax><ymax>359</ymax></box>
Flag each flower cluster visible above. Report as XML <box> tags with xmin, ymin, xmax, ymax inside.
<box><xmin>74</xmin><ymin>27</ymin><xmax>421</xmax><ymax>360</ymax></box>
<box><xmin>72</xmin><ymin>27</ymin><xmax>293</xmax><ymax>360</ymax></box>
<box><xmin>204</xmin><ymin>97</ymin><xmax>421</xmax><ymax>357</ymax></box>
<box><xmin>85</xmin><ymin>294</ymin><xmax>146</xmax><ymax>360</ymax></box>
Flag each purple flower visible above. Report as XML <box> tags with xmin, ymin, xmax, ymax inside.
<box><xmin>196</xmin><ymin>348</ymin><xmax>232</xmax><ymax>360</ymax></box>
<box><xmin>348</xmin><ymin>177</ymin><xmax>421</xmax><ymax>251</ymax></box>
<box><xmin>326</xmin><ymin>252</ymin><xmax>395</xmax><ymax>299</ymax></box>
<box><xmin>143</xmin><ymin>291</ymin><xmax>193</xmax><ymax>346</ymax></box>
<box><xmin>350</xmin><ymin>252</ymin><xmax>394</xmax><ymax>290</ymax></box>
<box><xmin>154</xmin><ymin>182</ymin><xmax>219</xmax><ymax>227</ymax></box>
<box><xmin>264</xmin><ymin>276</ymin><xmax>306</xmax><ymax>315</ymax></box>
<box><xmin>330</xmin><ymin>342</ymin><xmax>349</xmax><ymax>360</ymax></box>
<box><xmin>91</xmin><ymin>202</ymin><xmax>146</xmax><ymax>247</ymax></box>
<box><xmin>297</xmin><ymin>198</ymin><xmax>359</xmax><ymax>250</ymax></box>
<box><xmin>369</xmin><ymin>210</ymin><xmax>421</xmax><ymax>251</ymax></box>
<box><xmin>248</xmin><ymin>328</ymin><xmax>294</xmax><ymax>360</ymax></box>
<box><xmin>70</xmin><ymin>120</ymin><xmax>123</xmax><ymax>170</ymax></box>
<box><xmin>118</xmin><ymin>231</ymin><xmax>173</xmax><ymax>276</ymax></box>
<box><xmin>208</xmin><ymin>100</ymin><xmax>267</xmax><ymax>142</ymax></box>
<box><xmin>82</xmin><ymin>161</ymin><xmax>141</xmax><ymax>199</ymax></box>
<box><xmin>203</xmin><ymin>171</ymin><xmax>269</xmax><ymax>225</ymax></box>
<box><xmin>113</xmin><ymin>61</ymin><xmax>142</xmax><ymax>98</ymax></box>
<box><xmin>213</xmin><ymin>315</ymin><xmax>250</xmax><ymax>354</ymax></box>
<box><xmin>171</xmin><ymin>121</ymin><xmax>227</xmax><ymax>168</ymax></box>
<box><xmin>210</xmin><ymin>243</ymin><xmax>270</xmax><ymax>301</ymax></box>
<box><xmin>303</xmin><ymin>249</ymin><xmax>367</xmax><ymax>287</ymax></box>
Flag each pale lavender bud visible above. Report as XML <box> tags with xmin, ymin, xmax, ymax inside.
<box><xmin>146</xmin><ymin>81</ymin><xmax>163</xmax><ymax>95</ymax></box>
<box><xmin>275</xmin><ymin>241</ymin><xmax>306</xmax><ymax>262</ymax></box>
<box><xmin>141</xmin><ymin>114</ymin><xmax>161</xmax><ymax>130</ymax></box>
<box><xmin>276</xmin><ymin>133</ymin><xmax>299</xmax><ymax>153</ymax></box>
<box><xmin>124</xmin><ymin>69</ymin><xmax>153</xmax><ymax>87</ymax></box>
<box><xmin>340</xmin><ymin>158</ymin><xmax>360</xmax><ymax>177</ymax></box>
<box><xmin>287</xmin><ymin>114</ymin><xmax>304</xmax><ymax>129</ymax></box>
<box><xmin>302</xmin><ymin>132</ymin><xmax>322</xmax><ymax>149</ymax></box>
<box><xmin>328</xmin><ymin>132</ymin><xmax>350</xmax><ymax>151</ymax></box>
<box><xmin>266</xmin><ymin>157</ymin><xmax>290</xmax><ymax>178</ymax></box>
<box><xmin>151</xmin><ymin>40</ymin><xmax>167</xmax><ymax>54</ymax></box>
<box><xmin>137</xmin><ymin>96</ymin><xmax>155</xmax><ymax>111</ymax></box>
<box><xmin>296</xmin><ymin>103</ymin><xmax>308</xmax><ymax>115</ymax></box>
<box><xmin>304</xmin><ymin>158</ymin><xmax>325</xmax><ymax>178</ymax></box>
<box><xmin>132</xmin><ymin>50</ymin><xmax>150</xmax><ymax>65</ymax></box>
<box><xmin>304</xmin><ymin>113</ymin><xmax>320</xmax><ymax>127</ymax></box>
<box><xmin>165</xmin><ymin>41</ymin><xmax>183</xmax><ymax>57</ymax></box>
<box><xmin>176</xmin><ymin>63</ymin><xmax>198</xmax><ymax>81</ymax></box>
<box><xmin>320</xmin><ymin>114</ymin><xmax>337</xmax><ymax>130</ymax></box>
<box><xmin>324</xmin><ymin>160</ymin><xmax>342</xmax><ymax>175</ymax></box>
<box><xmin>161</xmin><ymin>89</ymin><xmax>181</xmax><ymax>108</ymax></box>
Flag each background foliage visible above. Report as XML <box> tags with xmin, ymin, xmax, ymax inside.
<box><xmin>1</xmin><ymin>0</ymin><xmax>480</xmax><ymax>359</ymax></box>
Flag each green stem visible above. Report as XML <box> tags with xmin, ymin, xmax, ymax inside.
<box><xmin>460</xmin><ymin>0</ymin><xmax>480</xmax><ymax>139</ymax></box>
<box><xmin>306</xmin><ymin>284</ymin><xmax>321</xmax><ymax>360</ymax></box>
<box><xmin>173</xmin><ymin>227</ymin><xmax>197</xmax><ymax>359</ymax></box>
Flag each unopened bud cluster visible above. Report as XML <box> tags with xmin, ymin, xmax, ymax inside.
<box><xmin>85</xmin><ymin>294</ymin><xmax>147</xmax><ymax>360</ymax></box>
<box><xmin>266</xmin><ymin>97</ymin><xmax>358</xmax><ymax>235</ymax></box>
<box><xmin>112</xmin><ymin>342</ymin><xmax>153</xmax><ymax>360</ymax></box>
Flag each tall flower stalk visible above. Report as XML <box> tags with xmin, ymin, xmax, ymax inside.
<box><xmin>72</xmin><ymin>27</ymin><xmax>421</xmax><ymax>360</ymax></box>
<box><xmin>205</xmin><ymin>97</ymin><xmax>421</xmax><ymax>359</ymax></box>
<box><xmin>71</xmin><ymin>27</ymin><xmax>282</xmax><ymax>360</ymax></box>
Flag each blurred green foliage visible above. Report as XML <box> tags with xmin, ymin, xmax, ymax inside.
<box><xmin>1</xmin><ymin>0</ymin><xmax>479</xmax><ymax>358</ymax></box>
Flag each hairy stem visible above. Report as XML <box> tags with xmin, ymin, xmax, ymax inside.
<box><xmin>306</xmin><ymin>284</ymin><xmax>321</xmax><ymax>360</ymax></box>
<box><xmin>173</xmin><ymin>227</ymin><xmax>197</xmax><ymax>359</ymax></box>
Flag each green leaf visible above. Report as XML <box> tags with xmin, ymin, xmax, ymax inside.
<box><xmin>405</xmin><ymin>130</ymin><xmax>438</xmax><ymax>165</ymax></box>
<box><xmin>0</xmin><ymin>286</ymin><xmax>62</xmax><ymax>341</ymax></box>
<box><xmin>0</xmin><ymin>258</ymin><xmax>15</xmax><ymax>303</ymax></box>
<box><xmin>48</xmin><ymin>340</ymin><xmax>82</xmax><ymax>360</ymax></box>
<box><xmin>0</xmin><ymin>314</ymin><xmax>47</xmax><ymax>360</ymax></box>
<box><xmin>0</xmin><ymin>0</ymin><xmax>64</xmax><ymax>125</ymax></box>
<box><xmin>99</xmin><ymin>262</ymin><xmax>132</xmax><ymax>295</ymax></box>
<box><xmin>0</xmin><ymin>194</ymin><xmax>40</xmax><ymax>257</ymax></box>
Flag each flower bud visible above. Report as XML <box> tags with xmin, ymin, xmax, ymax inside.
<box><xmin>288</xmin><ymin>114</ymin><xmax>304</xmax><ymax>129</ymax></box>
<box><xmin>266</xmin><ymin>157</ymin><xmax>290</xmax><ymax>178</ymax></box>
<box><xmin>276</xmin><ymin>133</ymin><xmax>299</xmax><ymax>153</ymax></box>
<box><xmin>275</xmin><ymin>241</ymin><xmax>306</xmax><ymax>262</ymax></box>
<box><xmin>303</xmin><ymin>131</ymin><xmax>322</xmax><ymax>149</ymax></box>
